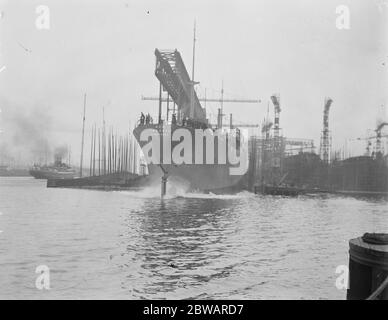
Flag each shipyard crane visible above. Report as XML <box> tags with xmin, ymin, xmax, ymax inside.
<box><xmin>319</xmin><ymin>97</ymin><xmax>333</xmax><ymax>164</ymax></box>
<box><xmin>211</xmin><ymin>122</ymin><xmax>260</xmax><ymax>129</ymax></box>
<box><xmin>151</xmin><ymin>49</ymin><xmax>261</xmax><ymax>126</ymax></box>
<box><xmin>350</xmin><ymin>133</ymin><xmax>388</xmax><ymax>156</ymax></box>
<box><xmin>349</xmin><ymin>135</ymin><xmax>374</xmax><ymax>156</ymax></box>
<box><xmin>348</xmin><ymin>121</ymin><xmax>388</xmax><ymax>157</ymax></box>
<box><xmin>152</xmin><ymin>49</ymin><xmax>203</xmax><ymax>124</ymax></box>
<box><xmin>375</xmin><ymin>122</ymin><xmax>388</xmax><ymax>156</ymax></box>
<box><xmin>141</xmin><ymin>92</ymin><xmax>261</xmax><ymax>128</ymax></box>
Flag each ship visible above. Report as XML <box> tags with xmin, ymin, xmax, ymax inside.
<box><xmin>247</xmin><ymin>93</ymin><xmax>388</xmax><ymax>196</ymax></box>
<box><xmin>280</xmin><ymin>121</ymin><xmax>388</xmax><ymax>195</ymax></box>
<box><xmin>269</xmin><ymin>152</ymin><xmax>388</xmax><ymax>195</ymax></box>
<box><xmin>29</xmin><ymin>154</ymin><xmax>76</xmax><ymax>180</ymax></box>
<box><xmin>133</xmin><ymin>48</ymin><xmax>248</xmax><ymax>193</ymax></box>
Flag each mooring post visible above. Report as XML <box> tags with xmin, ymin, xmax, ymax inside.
<box><xmin>347</xmin><ymin>233</ymin><xmax>388</xmax><ymax>300</ymax></box>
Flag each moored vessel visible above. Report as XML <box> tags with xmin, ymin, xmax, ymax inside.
<box><xmin>30</xmin><ymin>154</ymin><xmax>76</xmax><ymax>180</ymax></box>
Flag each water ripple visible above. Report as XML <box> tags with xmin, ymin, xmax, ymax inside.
<box><xmin>0</xmin><ymin>178</ymin><xmax>387</xmax><ymax>299</ymax></box>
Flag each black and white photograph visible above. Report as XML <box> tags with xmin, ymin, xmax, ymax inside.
<box><xmin>0</xmin><ymin>0</ymin><xmax>387</xmax><ymax>305</ymax></box>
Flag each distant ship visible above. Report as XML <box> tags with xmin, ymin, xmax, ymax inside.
<box><xmin>29</xmin><ymin>154</ymin><xmax>76</xmax><ymax>180</ymax></box>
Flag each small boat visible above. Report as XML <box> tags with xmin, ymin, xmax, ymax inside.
<box><xmin>29</xmin><ymin>155</ymin><xmax>76</xmax><ymax>180</ymax></box>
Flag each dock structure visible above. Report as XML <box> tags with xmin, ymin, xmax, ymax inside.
<box><xmin>248</xmin><ymin>133</ymin><xmax>388</xmax><ymax>195</ymax></box>
<box><xmin>48</xmin><ymin>122</ymin><xmax>147</xmax><ymax>190</ymax></box>
<box><xmin>247</xmin><ymin>133</ymin><xmax>316</xmax><ymax>192</ymax></box>
<box><xmin>246</xmin><ymin>95</ymin><xmax>388</xmax><ymax>196</ymax></box>
<box><xmin>319</xmin><ymin>97</ymin><xmax>333</xmax><ymax>164</ymax></box>
<box><xmin>247</xmin><ymin>95</ymin><xmax>319</xmax><ymax>193</ymax></box>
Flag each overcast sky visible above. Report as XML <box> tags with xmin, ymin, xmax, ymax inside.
<box><xmin>0</xmin><ymin>0</ymin><xmax>387</xmax><ymax>164</ymax></box>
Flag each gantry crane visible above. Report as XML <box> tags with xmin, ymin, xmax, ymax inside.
<box><xmin>349</xmin><ymin>129</ymin><xmax>388</xmax><ymax>157</ymax></box>
<box><xmin>319</xmin><ymin>97</ymin><xmax>334</xmax><ymax>164</ymax></box>
<box><xmin>144</xmin><ymin>45</ymin><xmax>261</xmax><ymax>128</ymax></box>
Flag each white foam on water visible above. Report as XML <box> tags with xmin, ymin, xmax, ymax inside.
<box><xmin>118</xmin><ymin>187</ymin><xmax>161</xmax><ymax>199</ymax></box>
<box><xmin>118</xmin><ymin>180</ymin><xmax>191</xmax><ymax>199</ymax></box>
<box><xmin>179</xmin><ymin>190</ymin><xmax>254</xmax><ymax>200</ymax></box>
<box><xmin>118</xmin><ymin>184</ymin><xmax>254</xmax><ymax>200</ymax></box>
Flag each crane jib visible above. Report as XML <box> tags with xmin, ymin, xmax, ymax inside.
<box><xmin>154</xmin><ymin>49</ymin><xmax>206</xmax><ymax>123</ymax></box>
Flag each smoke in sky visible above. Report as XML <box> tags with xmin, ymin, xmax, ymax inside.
<box><xmin>54</xmin><ymin>144</ymin><xmax>68</xmax><ymax>160</ymax></box>
<box><xmin>0</xmin><ymin>98</ymin><xmax>53</xmax><ymax>165</ymax></box>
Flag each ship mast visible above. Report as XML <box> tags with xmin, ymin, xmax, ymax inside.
<box><xmin>79</xmin><ymin>93</ymin><xmax>87</xmax><ymax>177</ymax></box>
<box><xmin>220</xmin><ymin>80</ymin><xmax>224</xmax><ymax>128</ymax></box>
<box><xmin>102</xmin><ymin>106</ymin><xmax>106</xmax><ymax>175</ymax></box>
<box><xmin>192</xmin><ymin>20</ymin><xmax>196</xmax><ymax>83</ymax></box>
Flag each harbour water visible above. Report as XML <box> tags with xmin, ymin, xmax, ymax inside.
<box><xmin>0</xmin><ymin>177</ymin><xmax>387</xmax><ymax>299</ymax></box>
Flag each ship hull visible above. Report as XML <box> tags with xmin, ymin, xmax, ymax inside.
<box><xmin>146</xmin><ymin>163</ymin><xmax>243</xmax><ymax>193</ymax></box>
<box><xmin>133</xmin><ymin>124</ymin><xmax>245</xmax><ymax>192</ymax></box>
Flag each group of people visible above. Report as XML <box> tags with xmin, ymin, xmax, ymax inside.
<box><xmin>138</xmin><ymin>112</ymin><xmax>207</xmax><ymax>130</ymax></box>
<box><xmin>139</xmin><ymin>112</ymin><xmax>153</xmax><ymax>125</ymax></box>
<box><xmin>139</xmin><ymin>112</ymin><xmax>176</xmax><ymax>126</ymax></box>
